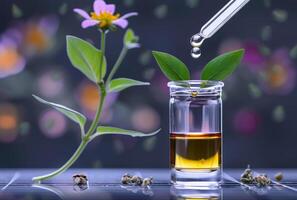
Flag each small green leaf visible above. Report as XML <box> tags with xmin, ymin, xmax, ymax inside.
<box><xmin>33</xmin><ymin>95</ymin><xmax>86</xmax><ymax>131</ymax></box>
<box><xmin>152</xmin><ymin>51</ymin><xmax>190</xmax><ymax>81</ymax></box>
<box><xmin>108</xmin><ymin>78</ymin><xmax>150</xmax><ymax>92</ymax></box>
<box><xmin>95</xmin><ymin>126</ymin><xmax>160</xmax><ymax>138</ymax></box>
<box><xmin>66</xmin><ymin>35</ymin><xmax>106</xmax><ymax>82</ymax></box>
<box><xmin>201</xmin><ymin>49</ymin><xmax>245</xmax><ymax>81</ymax></box>
<box><xmin>124</xmin><ymin>28</ymin><xmax>140</xmax><ymax>49</ymax></box>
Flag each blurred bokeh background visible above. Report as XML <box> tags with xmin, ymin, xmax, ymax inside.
<box><xmin>0</xmin><ymin>0</ymin><xmax>296</xmax><ymax>169</ymax></box>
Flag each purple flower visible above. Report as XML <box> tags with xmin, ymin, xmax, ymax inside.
<box><xmin>0</xmin><ymin>37</ymin><xmax>26</xmax><ymax>78</ymax></box>
<box><xmin>74</xmin><ymin>0</ymin><xmax>137</xmax><ymax>29</ymax></box>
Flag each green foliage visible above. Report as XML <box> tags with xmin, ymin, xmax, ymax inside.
<box><xmin>94</xmin><ymin>126</ymin><xmax>160</xmax><ymax>138</ymax></box>
<box><xmin>66</xmin><ymin>35</ymin><xmax>106</xmax><ymax>83</ymax></box>
<box><xmin>124</xmin><ymin>28</ymin><xmax>139</xmax><ymax>49</ymax></box>
<box><xmin>152</xmin><ymin>51</ymin><xmax>190</xmax><ymax>80</ymax></box>
<box><xmin>31</xmin><ymin>4</ymin><xmax>159</xmax><ymax>183</ymax></box>
<box><xmin>201</xmin><ymin>49</ymin><xmax>245</xmax><ymax>81</ymax></box>
<box><xmin>33</xmin><ymin>95</ymin><xmax>86</xmax><ymax>131</ymax></box>
<box><xmin>108</xmin><ymin>78</ymin><xmax>149</xmax><ymax>92</ymax></box>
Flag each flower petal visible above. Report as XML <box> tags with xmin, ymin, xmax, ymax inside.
<box><xmin>105</xmin><ymin>4</ymin><xmax>115</xmax><ymax>14</ymax></box>
<box><xmin>81</xmin><ymin>19</ymin><xmax>99</xmax><ymax>29</ymax></box>
<box><xmin>73</xmin><ymin>8</ymin><xmax>90</xmax><ymax>19</ymax></box>
<box><xmin>120</xmin><ymin>12</ymin><xmax>138</xmax><ymax>19</ymax></box>
<box><xmin>113</xmin><ymin>18</ymin><xmax>128</xmax><ymax>29</ymax></box>
<box><xmin>93</xmin><ymin>0</ymin><xmax>107</xmax><ymax>14</ymax></box>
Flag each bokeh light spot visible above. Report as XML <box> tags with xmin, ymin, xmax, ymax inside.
<box><xmin>0</xmin><ymin>40</ymin><xmax>25</xmax><ymax>78</ymax></box>
<box><xmin>248</xmin><ymin>83</ymin><xmax>262</xmax><ymax>99</ymax></box>
<box><xmin>59</xmin><ymin>3</ymin><xmax>68</xmax><ymax>15</ymax></box>
<box><xmin>39</xmin><ymin>110</ymin><xmax>67</xmax><ymax>139</ymax></box>
<box><xmin>37</xmin><ymin>69</ymin><xmax>65</xmax><ymax>97</ymax></box>
<box><xmin>0</xmin><ymin>103</ymin><xmax>19</xmax><ymax>143</ymax></box>
<box><xmin>272</xmin><ymin>9</ymin><xmax>288</xmax><ymax>23</ymax></box>
<box><xmin>77</xmin><ymin>81</ymin><xmax>118</xmax><ymax>122</ymax></box>
<box><xmin>185</xmin><ymin>0</ymin><xmax>200</xmax><ymax>8</ymax></box>
<box><xmin>131</xmin><ymin>106</ymin><xmax>160</xmax><ymax>132</ymax></box>
<box><xmin>123</xmin><ymin>0</ymin><xmax>134</xmax><ymax>7</ymax></box>
<box><xmin>289</xmin><ymin>44</ymin><xmax>297</xmax><ymax>59</ymax></box>
<box><xmin>263</xmin><ymin>0</ymin><xmax>271</xmax><ymax>8</ymax></box>
<box><xmin>11</xmin><ymin>4</ymin><xmax>23</xmax><ymax>18</ymax></box>
<box><xmin>233</xmin><ymin>109</ymin><xmax>261</xmax><ymax>135</ymax></box>
<box><xmin>143</xmin><ymin>136</ymin><xmax>157</xmax><ymax>152</ymax></box>
<box><xmin>261</xmin><ymin>25</ymin><xmax>272</xmax><ymax>41</ymax></box>
<box><xmin>272</xmin><ymin>105</ymin><xmax>285</xmax><ymax>123</ymax></box>
<box><xmin>154</xmin><ymin>4</ymin><xmax>168</xmax><ymax>19</ymax></box>
<box><xmin>139</xmin><ymin>50</ymin><xmax>152</xmax><ymax>66</ymax></box>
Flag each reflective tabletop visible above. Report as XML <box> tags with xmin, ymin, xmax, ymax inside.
<box><xmin>0</xmin><ymin>169</ymin><xmax>296</xmax><ymax>199</ymax></box>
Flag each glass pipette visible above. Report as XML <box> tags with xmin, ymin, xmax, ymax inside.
<box><xmin>190</xmin><ymin>0</ymin><xmax>250</xmax><ymax>59</ymax></box>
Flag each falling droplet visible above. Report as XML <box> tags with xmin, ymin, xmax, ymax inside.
<box><xmin>190</xmin><ymin>34</ymin><xmax>205</xmax><ymax>47</ymax></box>
<box><xmin>191</xmin><ymin>47</ymin><xmax>201</xmax><ymax>59</ymax></box>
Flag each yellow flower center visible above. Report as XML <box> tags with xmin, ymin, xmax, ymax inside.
<box><xmin>91</xmin><ymin>12</ymin><xmax>120</xmax><ymax>29</ymax></box>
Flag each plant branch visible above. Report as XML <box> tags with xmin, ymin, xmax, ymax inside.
<box><xmin>106</xmin><ymin>46</ymin><xmax>128</xmax><ymax>86</ymax></box>
<box><xmin>85</xmin><ymin>82</ymin><xmax>106</xmax><ymax>139</ymax></box>
<box><xmin>99</xmin><ymin>31</ymin><xmax>106</xmax><ymax>82</ymax></box>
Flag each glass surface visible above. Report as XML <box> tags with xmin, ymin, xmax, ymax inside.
<box><xmin>168</xmin><ymin>80</ymin><xmax>224</xmax><ymax>188</ymax></box>
<box><xmin>0</xmin><ymin>169</ymin><xmax>297</xmax><ymax>199</ymax></box>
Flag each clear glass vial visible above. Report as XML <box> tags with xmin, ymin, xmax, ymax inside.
<box><xmin>168</xmin><ymin>80</ymin><xmax>224</xmax><ymax>188</ymax></box>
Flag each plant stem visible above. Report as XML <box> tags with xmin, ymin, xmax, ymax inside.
<box><xmin>85</xmin><ymin>82</ymin><xmax>106</xmax><ymax>139</ymax></box>
<box><xmin>32</xmin><ymin>84</ymin><xmax>107</xmax><ymax>183</ymax></box>
<box><xmin>32</xmin><ymin>30</ymin><xmax>108</xmax><ymax>183</ymax></box>
<box><xmin>32</xmin><ymin>139</ymin><xmax>88</xmax><ymax>182</ymax></box>
<box><xmin>106</xmin><ymin>46</ymin><xmax>128</xmax><ymax>86</ymax></box>
<box><xmin>99</xmin><ymin>31</ymin><xmax>106</xmax><ymax>81</ymax></box>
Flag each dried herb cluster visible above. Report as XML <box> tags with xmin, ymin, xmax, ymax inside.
<box><xmin>240</xmin><ymin>166</ymin><xmax>271</xmax><ymax>187</ymax></box>
<box><xmin>72</xmin><ymin>174</ymin><xmax>89</xmax><ymax>191</ymax></box>
<box><xmin>274</xmin><ymin>172</ymin><xmax>283</xmax><ymax>182</ymax></box>
<box><xmin>121</xmin><ymin>173</ymin><xmax>153</xmax><ymax>187</ymax></box>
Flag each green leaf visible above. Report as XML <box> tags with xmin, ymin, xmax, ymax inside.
<box><xmin>94</xmin><ymin>126</ymin><xmax>160</xmax><ymax>138</ymax></box>
<box><xmin>33</xmin><ymin>95</ymin><xmax>86</xmax><ymax>131</ymax></box>
<box><xmin>108</xmin><ymin>78</ymin><xmax>150</xmax><ymax>92</ymax></box>
<box><xmin>152</xmin><ymin>51</ymin><xmax>190</xmax><ymax>81</ymax></box>
<box><xmin>124</xmin><ymin>28</ymin><xmax>140</xmax><ymax>49</ymax></box>
<box><xmin>66</xmin><ymin>35</ymin><xmax>106</xmax><ymax>82</ymax></box>
<box><xmin>201</xmin><ymin>49</ymin><xmax>245</xmax><ymax>81</ymax></box>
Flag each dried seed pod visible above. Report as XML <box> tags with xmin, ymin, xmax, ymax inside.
<box><xmin>254</xmin><ymin>174</ymin><xmax>271</xmax><ymax>187</ymax></box>
<box><xmin>274</xmin><ymin>172</ymin><xmax>283</xmax><ymax>182</ymax></box>
<box><xmin>121</xmin><ymin>173</ymin><xmax>132</xmax><ymax>185</ymax></box>
<box><xmin>240</xmin><ymin>167</ymin><xmax>254</xmax><ymax>184</ymax></box>
<box><xmin>142</xmin><ymin>177</ymin><xmax>153</xmax><ymax>187</ymax></box>
<box><xmin>131</xmin><ymin>175</ymin><xmax>143</xmax><ymax>186</ymax></box>
<box><xmin>72</xmin><ymin>174</ymin><xmax>88</xmax><ymax>185</ymax></box>
<box><xmin>191</xmin><ymin>91</ymin><xmax>198</xmax><ymax>97</ymax></box>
